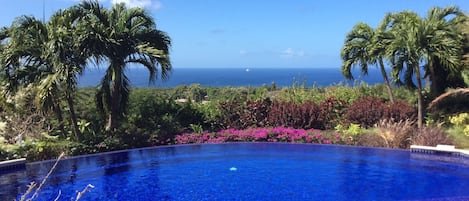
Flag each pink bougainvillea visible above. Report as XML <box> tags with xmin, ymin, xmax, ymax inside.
<box><xmin>175</xmin><ymin>127</ymin><xmax>343</xmax><ymax>145</ymax></box>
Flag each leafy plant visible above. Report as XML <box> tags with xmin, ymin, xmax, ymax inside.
<box><xmin>449</xmin><ymin>113</ymin><xmax>469</xmax><ymax>127</ymax></box>
<box><xmin>335</xmin><ymin>123</ymin><xmax>362</xmax><ymax>135</ymax></box>
<box><xmin>267</xmin><ymin>101</ymin><xmax>323</xmax><ymax>129</ymax></box>
<box><xmin>344</xmin><ymin>97</ymin><xmax>387</xmax><ymax>128</ymax></box>
<box><xmin>189</xmin><ymin>124</ymin><xmax>204</xmax><ymax>134</ymax></box>
<box><xmin>345</xmin><ymin>97</ymin><xmax>416</xmax><ymax>128</ymax></box>
<box><xmin>319</xmin><ymin>97</ymin><xmax>348</xmax><ymax>129</ymax></box>
<box><xmin>447</xmin><ymin>113</ymin><xmax>469</xmax><ymax>148</ymax></box>
<box><xmin>215</xmin><ymin>98</ymin><xmax>272</xmax><ymax>129</ymax></box>
<box><xmin>335</xmin><ymin>123</ymin><xmax>363</xmax><ymax>144</ymax></box>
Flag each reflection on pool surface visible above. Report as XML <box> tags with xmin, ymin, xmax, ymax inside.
<box><xmin>1</xmin><ymin>143</ymin><xmax>469</xmax><ymax>201</ymax></box>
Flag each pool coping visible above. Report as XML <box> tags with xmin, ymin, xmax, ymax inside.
<box><xmin>410</xmin><ymin>144</ymin><xmax>469</xmax><ymax>165</ymax></box>
<box><xmin>410</xmin><ymin>145</ymin><xmax>469</xmax><ymax>156</ymax></box>
<box><xmin>0</xmin><ymin>158</ymin><xmax>26</xmax><ymax>171</ymax></box>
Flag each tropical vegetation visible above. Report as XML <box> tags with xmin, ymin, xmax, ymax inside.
<box><xmin>73</xmin><ymin>1</ymin><xmax>172</xmax><ymax>133</ymax></box>
<box><xmin>0</xmin><ymin>2</ymin><xmax>468</xmax><ymax>162</ymax></box>
<box><xmin>342</xmin><ymin>6</ymin><xmax>467</xmax><ymax>128</ymax></box>
<box><xmin>341</xmin><ymin>22</ymin><xmax>395</xmax><ymax>103</ymax></box>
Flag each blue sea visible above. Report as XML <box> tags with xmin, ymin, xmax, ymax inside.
<box><xmin>78</xmin><ymin>67</ymin><xmax>385</xmax><ymax>88</ymax></box>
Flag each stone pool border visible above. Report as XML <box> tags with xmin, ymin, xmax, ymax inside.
<box><xmin>410</xmin><ymin>144</ymin><xmax>469</xmax><ymax>165</ymax></box>
<box><xmin>0</xmin><ymin>158</ymin><xmax>26</xmax><ymax>171</ymax></box>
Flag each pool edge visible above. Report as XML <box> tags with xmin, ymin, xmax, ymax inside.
<box><xmin>0</xmin><ymin>158</ymin><xmax>26</xmax><ymax>171</ymax></box>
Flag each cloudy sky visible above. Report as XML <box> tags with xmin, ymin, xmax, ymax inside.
<box><xmin>0</xmin><ymin>0</ymin><xmax>468</xmax><ymax>68</ymax></box>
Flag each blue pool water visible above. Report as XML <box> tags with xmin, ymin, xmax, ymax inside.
<box><xmin>2</xmin><ymin>143</ymin><xmax>469</xmax><ymax>201</ymax></box>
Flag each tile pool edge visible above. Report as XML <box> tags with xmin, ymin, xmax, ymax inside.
<box><xmin>410</xmin><ymin>145</ymin><xmax>469</xmax><ymax>165</ymax></box>
<box><xmin>410</xmin><ymin>145</ymin><xmax>469</xmax><ymax>156</ymax></box>
<box><xmin>0</xmin><ymin>158</ymin><xmax>26</xmax><ymax>171</ymax></box>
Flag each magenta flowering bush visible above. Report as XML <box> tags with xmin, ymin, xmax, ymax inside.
<box><xmin>175</xmin><ymin>127</ymin><xmax>343</xmax><ymax>145</ymax></box>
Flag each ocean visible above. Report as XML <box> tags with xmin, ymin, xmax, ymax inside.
<box><xmin>78</xmin><ymin>67</ymin><xmax>386</xmax><ymax>88</ymax></box>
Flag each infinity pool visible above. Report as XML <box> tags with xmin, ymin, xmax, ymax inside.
<box><xmin>2</xmin><ymin>143</ymin><xmax>469</xmax><ymax>200</ymax></box>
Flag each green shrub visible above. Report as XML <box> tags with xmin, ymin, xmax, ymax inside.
<box><xmin>126</xmin><ymin>89</ymin><xmax>206</xmax><ymax>145</ymax></box>
<box><xmin>324</xmin><ymin>84</ymin><xmax>363</xmax><ymax>104</ymax></box>
<box><xmin>25</xmin><ymin>140</ymin><xmax>69</xmax><ymax>161</ymax></box>
<box><xmin>74</xmin><ymin>88</ymin><xmax>107</xmax><ymax>134</ymax></box>
<box><xmin>278</xmin><ymin>81</ymin><xmax>316</xmax><ymax>104</ymax></box>
<box><xmin>446</xmin><ymin>113</ymin><xmax>469</xmax><ymax>148</ymax></box>
<box><xmin>0</xmin><ymin>143</ymin><xmax>22</xmax><ymax>160</ymax></box>
<box><xmin>449</xmin><ymin>113</ymin><xmax>469</xmax><ymax>128</ymax></box>
<box><xmin>335</xmin><ymin>123</ymin><xmax>363</xmax><ymax>136</ymax></box>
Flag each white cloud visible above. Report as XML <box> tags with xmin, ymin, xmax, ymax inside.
<box><xmin>280</xmin><ymin>48</ymin><xmax>307</xmax><ymax>58</ymax></box>
<box><xmin>281</xmin><ymin>48</ymin><xmax>294</xmax><ymax>58</ymax></box>
<box><xmin>111</xmin><ymin>0</ymin><xmax>161</xmax><ymax>9</ymax></box>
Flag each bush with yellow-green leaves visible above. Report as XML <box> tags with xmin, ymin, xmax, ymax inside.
<box><xmin>449</xmin><ymin>113</ymin><xmax>469</xmax><ymax>137</ymax></box>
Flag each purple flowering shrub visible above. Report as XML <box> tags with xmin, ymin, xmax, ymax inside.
<box><xmin>175</xmin><ymin>127</ymin><xmax>344</xmax><ymax>145</ymax></box>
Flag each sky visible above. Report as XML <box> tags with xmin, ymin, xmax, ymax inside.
<box><xmin>0</xmin><ymin>0</ymin><xmax>468</xmax><ymax>69</ymax></box>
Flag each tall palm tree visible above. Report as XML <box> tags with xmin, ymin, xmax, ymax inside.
<box><xmin>41</xmin><ymin>8</ymin><xmax>92</xmax><ymax>140</ymax></box>
<box><xmin>1</xmin><ymin>16</ymin><xmax>67</xmax><ymax>135</ymax></box>
<box><xmin>76</xmin><ymin>1</ymin><xmax>172</xmax><ymax>133</ymax></box>
<box><xmin>461</xmin><ymin>15</ymin><xmax>469</xmax><ymax>82</ymax></box>
<box><xmin>0</xmin><ymin>8</ymin><xmax>90</xmax><ymax>140</ymax></box>
<box><xmin>423</xmin><ymin>6</ymin><xmax>466</xmax><ymax>96</ymax></box>
<box><xmin>384</xmin><ymin>8</ymin><xmax>463</xmax><ymax>128</ymax></box>
<box><xmin>384</xmin><ymin>11</ymin><xmax>425</xmax><ymax>128</ymax></box>
<box><xmin>341</xmin><ymin>22</ymin><xmax>395</xmax><ymax>103</ymax></box>
<box><xmin>0</xmin><ymin>27</ymin><xmax>7</xmax><ymax>50</ymax></box>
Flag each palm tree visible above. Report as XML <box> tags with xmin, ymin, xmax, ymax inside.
<box><xmin>1</xmin><ymin>16</ymin><xmax>67</xmax><ymax>136</ymax></box>
<box><xmin>0</xmin><ymin>8</ymin><xmax>90</xmax><ymax>140</ymax></box>
<box><xmin>341</xmin><ymin>22</ymin><xmax>395</xmax><ymax>103</ymax></box>
<box><xmin>75</xmin><ymin>1</ymin><xmax>172</xmax><ymax>133</ymax></box>
<box><xmin>423</xmin><ymin>6</ymin><xmax>467</xmax><ymax>97</ymax></box>
<box><xmin>41</xmin><ymin>8</ymin><xmax>92</xmax><ymax>140</ymax></box>
<box><xmin>462</xmin><ymin>15</ymin><xmax>469</xmax><ymax>77</ymax></box>
<box><xmin>0</xmin><ymin>27</ymin><xmax>7</xmax><ymax>50</ymax></box>
<box><xmin>384</xmin><ymin>8</ymin><xmax>464</xmax><ymax>128</ymax></box>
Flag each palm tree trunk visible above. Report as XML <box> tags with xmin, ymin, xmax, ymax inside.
<box><xmin>52</xmin><ymin>101</ymin><xmax>67</xmax><ymax>137</ymax></box>
<box><xmin>379</xmin><ymin>59</ymin><xmax>394</xmax><ymax>103</ymax></box>
<box><xmin>66</xmin><ymin>92</ymin><xmax>81</xmax><ymax>141</ymax></box>
<box><xmin>428</xmin><ymin>60</ymin><xmax>438</xmax><ymax>97</ymax></box>
<box><xmin>415</xmin><ymin>64</ymin><xmax>424</xmax><ymax>129</ymax></box>
<box><xmin>108</xmin><ymin>69</ymin><xmax>122</xmax><ymax>134</ymax></box>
